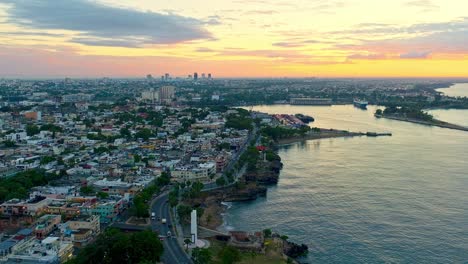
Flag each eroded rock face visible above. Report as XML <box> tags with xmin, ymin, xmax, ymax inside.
<box><xmin>223</xmin><ymin>183</ymin><xmax>267</xmax><ymax>202</ymax></box>
<box><xmin>284</xmin><ymin>240</ymin><xmax>309</xmax><ymax>259</ymax></box>
<box><xmin>244</xmin><ymin>159</ymin><xmax>283</xmax><ymax>185</ymax></box>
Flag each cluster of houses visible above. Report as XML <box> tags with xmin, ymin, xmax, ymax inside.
<box><xmin>0</xmin><ymin>88</ymin><xmax>252</xmax><ymax>263</ymax></box>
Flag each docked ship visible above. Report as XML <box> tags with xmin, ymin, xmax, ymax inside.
<box><xmin>353</xmin><ymin>99</ymin><xmax>368</xmax><ymax>109</ymax></box>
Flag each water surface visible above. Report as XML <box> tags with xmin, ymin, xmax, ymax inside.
<box><xmin>223</xmin><ymin>105</ymin><xmax>468</xmax><ymax>264</ymax></box>
<box><xmin>436</xmin><ymin>83</ymin><xmax>468</xmax><ymax>98</ymax></box>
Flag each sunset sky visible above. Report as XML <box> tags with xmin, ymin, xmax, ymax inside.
<box><xmin>1</xmin><ymin>0</ymin><xmax>468</xmax><ymax>78</ymax></box>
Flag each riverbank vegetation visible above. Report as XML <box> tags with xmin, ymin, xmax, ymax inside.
<box><xmin>376</xmin><ymin>106</ymin><xmax>468</xmax><ymax>131</ymax></box>
<box><xmin>380</xmin><ymin>106</ymin><xmax>434</xmax><ymax>121</ymax></box>
<box><xmin>261</xmin><ymin>126</ymin><xmax>311</xmax><ymax>141</ymax></box>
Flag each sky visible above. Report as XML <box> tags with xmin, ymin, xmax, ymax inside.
<box><xmin>0</xmin><ymin>0</ymin><xmax>468</xmax><ymax>78</ymax></box>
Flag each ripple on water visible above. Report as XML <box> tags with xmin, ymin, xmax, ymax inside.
<box><xmin>224</xmin><ymin>105</ymin><xmax>468</xmax><ymax>263</ymax></box>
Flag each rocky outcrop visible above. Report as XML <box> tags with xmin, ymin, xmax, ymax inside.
<box><xmin>245</xmin><ymin>157</ymin><xmax>283</xmax><ymax>185</ymax></box>
<box><xmin>283</xmin><ymin>240</ymin><xmax>309</xmax><ymax>259</ymax></box>
<box><xmin>223</xmin><ymin>183</ymin><xmax>267</xmax><ymax>202</ymax></box>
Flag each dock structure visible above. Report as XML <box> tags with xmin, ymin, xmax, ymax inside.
<box><xmin>289</xmin><ymin>98</ymin><xmax>332</xmax><ymax>105</ymax></box>
<box><xmin>366</xmin><ymin>132</ymin><xmax>392</xmax><ymax>137</ymax></box>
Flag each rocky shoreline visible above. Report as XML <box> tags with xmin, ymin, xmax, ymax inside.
<box><xmin>194</xmin><ymin>157</ymin><xmax>283</xmax><ymax>230</ymax></box>
<box><xmin>198</xmin><ymin>129</ymin><xmax>369</xmax><ymax>231</ymax></box>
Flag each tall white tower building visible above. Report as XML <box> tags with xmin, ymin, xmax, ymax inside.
<box><xmin>190</xmin><ymin>210</ymin><xmax>198</xmax><ymax>243</ymax></box>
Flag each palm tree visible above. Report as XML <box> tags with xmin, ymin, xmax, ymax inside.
<box><xmin>184</xmin><ymin>238</ymin><xmax>192</xmax><ymax>250</ymax></box>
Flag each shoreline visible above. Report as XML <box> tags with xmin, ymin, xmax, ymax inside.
<box><xmin>194</xmin><ymin>127</ymin><xmax>392</xmax><ymax>261</ymax></box>
<box><xmin>383</xmin><ymin>115</ymin><xmax>468</xmax><ymax>132</ymax></box>
<box><xmin>206</xmin><ymin>128</ymin><xmax>392</xmax><ymax>231</ymax></box>
<box><xmin>204</xmin><ymin>129</ymin><xmax>371</xmax><ymax>232</ymax></box>
<box><xmin>276</xmin><ymin>129</ymin><xmax>365</xmax><ymax>145</ymax></box>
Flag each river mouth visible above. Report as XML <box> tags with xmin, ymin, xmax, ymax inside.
<box><xmin>223</xmin><ymin>104</ymin><xmax>468</xmax><ymax>263</ymax></box>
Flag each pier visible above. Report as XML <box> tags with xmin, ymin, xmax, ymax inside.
<box><xmin>366</xmin><ymin>132</ymin><xmax>392</xmax><ymax>137</ymax></box>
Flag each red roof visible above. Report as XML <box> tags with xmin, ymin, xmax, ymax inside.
<box><xmin>256</xmin><ymin>146</ymin><xmax>267</xmax><ymax>151</ymax></box>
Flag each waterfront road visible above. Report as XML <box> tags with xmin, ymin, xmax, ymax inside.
<box><xmin>203</xmin><ymin>125</ymin><xmax>259</xmax><ymax>191</ymax></box>
<box><xmin>151</xmin><ymin>193</ymin><xmax>192</xmax><ymax>264</ymax></box>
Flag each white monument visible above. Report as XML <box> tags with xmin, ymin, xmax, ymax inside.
<box><xmin>190</xmin><ymin>210</ymin><xmax>198</xmax><ymax>243</ymax></box>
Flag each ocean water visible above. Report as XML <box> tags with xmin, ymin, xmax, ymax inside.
<box><xmin>428</xmin><ymin>109</ymin><xmax>468</xmax><ymax>128</ymax></box>
<box><xmin>222</xmin><ymin>105</ymin><xmax>468</xmax><ymax>264</ymax></box>
<box><xmin>436</xmin><ymin>83</ymin><xmax>468</xmax><ymax>98</ymax></box>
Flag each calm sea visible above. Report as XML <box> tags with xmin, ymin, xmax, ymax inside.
<box><xmin>436</xmin><ymin>83</ymin><xmax>468</xmax><ymax>98</ymax></box>
<box><xmin>222</xmin><ymin>105</ymin><xmax>468</xmax><ymax>264</ymax></box>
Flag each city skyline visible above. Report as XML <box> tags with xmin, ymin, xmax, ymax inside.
<box><xmin>1</xmin><ymin>0</ymin><xmax>468</xmax><ymax>78</ymax></box>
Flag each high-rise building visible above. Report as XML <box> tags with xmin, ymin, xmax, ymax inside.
<box><xmin>202</xmin><ymin>73</ymin><xmax>206</xmax><ymax>79</ymax></box>
<box><xmin>193</xmin><ymin>72</ymin><xmax>198</xmax><ymax>80</ymax></box>
<box><xmin>164</xmin><ymin>73</ymin><xmax>170</xmax><ymax>80</ymax></box>
<box><xmin>159</xmin><ymin>86</ymin><xmax>176</xmax><ymax>104</ymax></box>
<box><xmin>208</xmin><ymin>73</ymin><xmax>212</xmax><ymax>79</ymax></box>
<box><xmin>141</xmin><ymin>88</ymin><xmax>159</xmax><ymax>102</ymax></box>
<box><xmin>146</xmin><ymin>74</ymin><xmax>153</xmax><ymax>80</ymax></box>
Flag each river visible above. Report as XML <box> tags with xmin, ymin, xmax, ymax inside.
<box><xmin>436</xmin><ymin>83</ymin><xmax>468</xmax><ymax>98</ymax></box>
<box><xmin>222</xmin><ymin>105</ymin><xmax>468</xmax><ymax>264</ymax></box>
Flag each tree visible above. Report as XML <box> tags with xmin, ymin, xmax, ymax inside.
<box><xmin>156</xmin><ymin>171</ymin><xmax>171</xmax><ymax>186</ymax></box>
<box><xmin>218</xmin><ymin>246</ymin><xmax>241</xmax><ymax>264</ymax></box>
<box><xmin>40</xmin><ymin>124</ymin><xmax>63</xmax><ymax>133</ymax></box>
<box><xmin>129</xmin><ymin>230</ymin><xmax>164</xmax><ymax>263</ymax></box>
<box><xmin>225</xmin><ymin>114</ymin><xmax>253</xmax><ymax>130</ymax></box>
<box><xmin>192</xmin><ymin>247</ymin><xmax>212</xmax><ymax>264</ymax></box>
<box><xmin>40</xmin><ymin>156</ymin><xmax>55</xmax><ymax>165</ymax></box>
<box><xmin>0</xmin><ymin>169</ymin><xmax>61</xmax><ymax>202</ymax></box>
<box><xmin>191</xmin><ymin>181</ymin><xmax>204</xmax><ymax>197</ymax></box>
<box><xmin>177</xmin><ymin>205</ymin><xmax>192</xmax><ymax>222</ymax></box>
<box><xmin>80</xmin><ymin>186</ymin><xmax>95</xmax><ymax>196</ymax></box>
<box><xmin>132</xmin><ymin>199</ymin><xmax>149</xmax><ymax>218</ymax></box>
<box><xmin>135</xmin><ymin>128</ymin><xmax>153</xmax><ymax>141</ymax></box>
<box><xmin>3</xmin><ymin>140</ymin><xmax>17</xmax><ymax>148</ymax></box>
<box><xmin>26</xmin><ymin>124</ymin><xmax>40</xmax><ymax>136</ymax></box>
<box><xmin>69</xmin><ymin>229</ymin><xmax>163</xmax><ymax>264</ymax></box>
<box><xmin>263</xmin><ymin>228</ymin><xmax>272</xmax><ymax>238</ymax></box>
<box><xmin>97</xmin><ymin>191</ymin><xmax>109</xmax><ymax>199</ymax></box>
<box><xmin>168</xmin><ymin>188</ymin><xmax>179</xmax><ymax>207</ymax></box>
<box><xmin>216</xmin><ymin>177</ymin><xmax>226</xmax><ymax>187</ymax></box>
<box><xmin>133</xmin><ymin>154</ymin><xmax>141</xmax><ymax>163</ymax></box>
<box><xmin>184</xmin><ymin>238</ymin><xmax>192</xmax><ymax>250</ymax></box>
<box><xmin>119</xmin><ymin>127</ymin><xmax>131</xmax><ymax>138</ymax></box>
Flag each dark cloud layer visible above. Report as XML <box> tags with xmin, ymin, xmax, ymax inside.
<box><xmin>1</xmin><ymin>0</ymin><xmax>212</xmax><ymax>47</ymax></box>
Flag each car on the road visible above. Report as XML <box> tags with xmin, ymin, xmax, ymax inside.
<box><xmin>158</xmin><ymin>235</ymin><xmax>165</xmax><ymax>241</ymax></box>
<box><xmin>167</xmin><ymin>231</ymin><xmax>171</xmax><ymax>237</ymax></box>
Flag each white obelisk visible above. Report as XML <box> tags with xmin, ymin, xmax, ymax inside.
<box><xmin>190</xmin><ymin>210</ymin><xmax>198</xmax><ymax>243</ymax></box>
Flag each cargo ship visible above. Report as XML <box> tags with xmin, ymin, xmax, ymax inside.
<box><xmin>353</xmin><ymin>99</ymin><xmax>368</xmax><ymax>109</ymax></box>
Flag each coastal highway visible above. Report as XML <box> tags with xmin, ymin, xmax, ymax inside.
<box><xmin>203</xmin><ymin>125</ymin><xmax>259</xmax><ymax>191</ymax></box>
<box><xmin>151</xmin><ymin>192</ymin><xmax>192</xmax><ymax>264</ymax></box>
